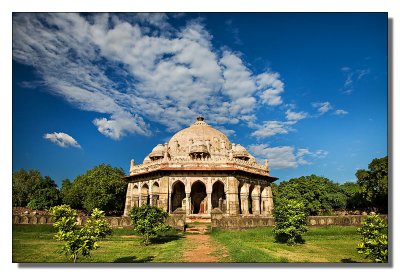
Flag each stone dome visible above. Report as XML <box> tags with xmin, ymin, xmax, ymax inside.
<box><xmin>232</xmin><ymin>144</ymin><xmax>250</xmax><ymax>160</ymax></box>
<box><xmin>168</xmin><ymin>116</ymin><xmax>231</xmax><ymax>158</ymax></box>
<box><xmin>148</xmin><ymin>144</ymin><xmax>165</xmax><ymax>160</ymax></box>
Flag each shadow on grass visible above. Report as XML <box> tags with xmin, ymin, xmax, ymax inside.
<box><xmin>113</xmin><ymin>255</ymin><xmax>155</xmax><ymax>263</ymax></box>
<box><xmin>341</xmin><ymin>258</ymin><xmax>358</xmax><ymax>263</ymax></box>
<box><xmin>150</xmin><ymin>234</ymin><xmax>183</xmax><ymax>244</ymax></box>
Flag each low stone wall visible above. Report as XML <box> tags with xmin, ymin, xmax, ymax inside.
<box><xmin>211</xmin><ymin>214</ymin><xmax>388</xmax><ymax>230</ymax></box>
<box><xmin>12</xmin><ymin>213</ymin><xmax>186</xmax><ymax>231</ymax></box>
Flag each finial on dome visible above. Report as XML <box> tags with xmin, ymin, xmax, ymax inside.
<box><xmin>196</xmin><ymin>116</ymin><xmax>204</xmax><ymax>121</ymax></box>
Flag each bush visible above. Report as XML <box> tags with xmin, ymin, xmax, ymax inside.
<box><xmin>273</xmin><ymin>199</ymin><xmax>308</xmax><ymax>245</ymax></box>
<box><xmin>50</xmin><ymin>205</ymin><xmax>112</xmax><ymax>262</ymax></box>
<box><xmin>357</xmin><ymin>214</ymin><xmax>388</xmax><ymax>263</ymax></box>
<box><xmin>129</xmin><ymin>205</ymin><xmax>170</xmax><ymax>245</ymax></box>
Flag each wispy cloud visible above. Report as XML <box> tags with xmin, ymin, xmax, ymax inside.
<box><xmin>13</xmin><ymin>13</ymin><xmax>286</xmax><ymax>140</ymax></box>
<box><xmin>250</xmin><ymin>120</ymin><xmax>296</xmax><ymax>138</ymax></box>
<box><xmin>285</xmin><ymin>109</ymin><xmax>308</xmax><ymax>121</ymax></box>
<box><xmin>341</xmin><ymin>66</ymin><xmax>370</xmax><ymax>94</ymax></box>
<box><xmin>334</xmin><ymin>109</ymin><xmax>349</xmax><ymax>116</ymax></box>
<box><xmin>248</xmin><ymin>144</ymin><xmax>328</xmax><ymax>169</ymax></box>
<box><xmin>43</xmin><ymin>132</ymin><xmax>81</xmax><ymax>148</ymax></box>
<box><xmin>312</xmin><ymin>102</ymin><xmax>332</xmax><ymax>114</ymax></box>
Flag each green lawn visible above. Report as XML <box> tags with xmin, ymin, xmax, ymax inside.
<box><xmin>12</xmin><ymin>224</ymin><xmax>186</xmax><ymax>263</ymax></box>
<box><xmin>13</xmin><ymin>224</ymin><xmax>370</xmax><ymax>263</ymax></box>
<box><xmin>211</xmin><ymin>226</ymin><xmax>370</xmax><ymax>263</ymax></box>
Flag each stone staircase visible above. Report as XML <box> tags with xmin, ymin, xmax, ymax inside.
<box><xmin>185</xmin><ymin>215</ymin><xmax>211</xmax><ymax>234</ymax></box>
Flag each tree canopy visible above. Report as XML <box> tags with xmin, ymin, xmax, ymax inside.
<box><xmin>273</xmin><ymin>174</ymin><xmax>347</xmax><ymax>215</ymax></box>
<box><xmin>356</xmin><ymin>156</ymin><xmax>388</xmax><ymax>213</ymax></box>
<box><xmin>12</xmin><ymin>169</ymin><xmax>60</xmax><ymax>209</ymax></box>
<box><xmin>61</xmin><ymin>164</ymin><xmax>128</xmax><ymax>213</ymax></box>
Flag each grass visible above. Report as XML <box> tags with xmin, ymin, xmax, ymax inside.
<box><xmin>211</xmin><ymin>226</ymin><xmax>370</xmax><ymax>263</ymax></box>
<box><xmin>13</xmin><ymin>224</ymin><xmax>371</xmax><ymax>263</ymax></box>
<box><xmin>12</xmin><ymin>224</ymin><xmax>186</xmax><ymax>263</ymax></box>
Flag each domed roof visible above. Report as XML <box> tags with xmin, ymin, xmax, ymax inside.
<box><xmin>168</xmin><ymin>116</ymin><xmax>231</xmax><ymax>158</ymax></box>
<box><xmin>232</xmin><ymin>144</ymin><xmax>250</xmax><ymax>158</ymax></box>
<box><xmin>149</xmin><ymin>144</ymin><xmax>165</xmax><ymax>159</ymax></box>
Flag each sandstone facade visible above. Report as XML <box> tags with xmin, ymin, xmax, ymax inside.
<box><xmin>123</xmin><ymin>117</ymin><xmax>277</xmax><ymax>217</ymax></box>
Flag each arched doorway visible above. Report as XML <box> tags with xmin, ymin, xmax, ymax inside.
<box><xmin>191</xmin><ymin>181</ymin><xmax>207</xmax><ymax>214</ymax></box>
<box><xmin>171</xmin><ymin>181</ymin><xmax>185</xmax><ymax>213</ymax></box>
<box><xmin>141</xmin><ymin>184</ymin><xmax>150</xmax><ymax>205</ymax></box>
<box><xmin>248</xmin><ymin>185</ymin><xmax>255</xmax><ymax>214</ymax></box>
<box><xmin>132</xmin><ymin>185</ymin><xmax>139</xmax><ymax>208</ymax></box>
<box><xmin>211</xmin><ymin>181</ymin><xmax>226</xmax><ymax>212</ymax></box>
<box><xmin>151</xmin><ymin>182</ymin><xmax>159</xmax><ymax>207</ymax></box>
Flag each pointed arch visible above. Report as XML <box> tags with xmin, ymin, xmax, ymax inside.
<box><xmin>211</xmin><ymin>181</ymin><xmax>226</xmax><ymax>212</ymax></box>
<box><xmin>171</xmin><ymin>181</ymin><xmax>185</xmax><ymax>213</ymax></box>
<box><xmin>190</xmin><ymin>181</ymin><xmax>207</xmax><ymax>214</ymax></box>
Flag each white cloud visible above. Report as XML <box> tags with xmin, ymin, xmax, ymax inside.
<box><xmin>251</xmin><ymin>120</ymin><xmax>295</xmax><ymax>138</ymax></box>
<box><xmin>43</xmin><ymin>132</ymin><xmax>81</xmax><ymax>148</ymax></box>
<box><xmin>248</xmin><ymin>144</ymin><xmax>328</xmax><ymax>169</ymax></box>
<box><xmin>13</xmin><ymin>13</ymin><xmax>286</xmax><ymax>139</ymax></box>
<box><xmin>334</xmin><ymin>109</ymin><xmax>349</xmax><ymax>116</ymax></box>
<box><xmin>312</xmin><ymin>102</ymin><xmax>332</xmax><ymax>114</ymax></box>
<box><xmin>340</xmin><ymin>67</ymin><xmax>370</xmax><ymax>94</ymax></box>
<box><xmin>256</xmin><ymin>72</ymin><xmax>284</xmax><ymax>106</ymax></box>
<box><xmin>285</xmin><ymin>109</ymin><xmax>308</xmax><ymax>121</ymax></box>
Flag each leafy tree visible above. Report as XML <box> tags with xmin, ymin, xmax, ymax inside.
<box><xmin>60</xmin><ymin>179</ymin><xmax>83</xmax><ymax>209</ymax></box>
<box><xmin>356</xmin><ymin>156</ymin><xmax>388</xmax><ymax>213</ymax></box>
<box><xmin>275</xmin><ymin>175</ymin><xmax>347</xmax><ymax>215</ymax></box>
<box><xmin>50</xmin><ymin>205</ymin><xmax>112</xmax><ymax>263</ymax></box>
<box><xmin>12</xmin><ymin>169</ymin><xmax>42</xmax><ymax>207</ymax></box>
<box><xmin>340</xmin><ymin>181</ymin><xmax>366</xmax><ymax>210</ymax></box>
<box><xmin>357</xmin><ymin>214</ymin><xmax>388</xmax><ymax>263</ymax></box>
<box><xmin>70</xmin><ymin>164</ymin><xmax>128</xmax><ymax>212</ymax></box>
<box><xmin>273</xmin><ymin>198</ymin><xmax>308</xmax><ymax>245</ymax></box>
<box><xmin>12</xmin><ymin>169</ymin><xmax>60</xmax><ymax>209</ymax></box>
<box><xmin>129</xmin><ymin>205</ymin><xmax>170</xmax><ymax>245</ymax></box>
<box><xmin>27</xmin><ymin>176</ymin><xmax>60</xmax><ymax>209</ymax></box>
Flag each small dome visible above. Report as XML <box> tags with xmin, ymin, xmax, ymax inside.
<box><xmin>190</xmin><ymin>140</ymin><xmax>209</xmax><ymax>154</ymax></box>
<box><xmin>149</xmin><ymin>144</ymin><xmax>165</xmax><ymax>160</ymax></box>
<box><xmin>232</xmin><ymin>144</ymin><xmax>250</xmax><ymax>160</ymax></box>
<box><xmin>143</xmin><ymin>155</ymin><xmax>151</xmax><ymax>164</ymax></box>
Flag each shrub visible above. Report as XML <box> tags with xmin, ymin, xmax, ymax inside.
<box><xmin>273</xmin><ymin>198</ymin><xmax>308</xmax><ymax>245</ymax></box>
<box><xmin>357</xmin><ymin>214</ymin><xmax>388</xmax><ymax>263</ymax></box>
<box><xmin>50</xmin><ymin>205</ymin><xmax>112</xmax><ymax>262</ymax></box>
<box><xmin>129</xmin><ymin>205</ymin><xmax>170</xmax><ymax>245</ymax></box>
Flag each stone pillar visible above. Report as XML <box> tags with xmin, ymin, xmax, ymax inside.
<box><xmin>227</xmin><ymin>177</ymin><xmax>239</xmax><ymax>215</ymax></box>
<box><xmin>123</xmin><ymin>183</ymin><xmax>132</xmax><ymax>216</ymax></box>
<box><xmin>207</xmin><ymin>193</ymin><xmax>212</xmax><ymax>214</ymax></box>
<box><xmin>261</xmin><ymin>189</ymin><xmax>268</xmax><ymax>216</ymax></box>
<box><xmin>185</xmin><ymin>193</ymin><xmax>190</xmax><ymax>215</ymax></box>
<box><xmin>138</xmin><ymin>194</ymin><xmax>142</xmax><ymax>207</ymax></box>
<box><xmin>266</xmin><ymin>186</ymin><xmax>274</xmax><ymax>215</ymax></box>
<box><xmin>240</xmin><ymin>193</ymin><xmax>249</xmax><ymax>215</ymax></box>
<box><xmin>252</xmin><ymin>196</ymin><xmax>260</xmax><ymax>215</ymax></box>
<box><xmin>149</xmin><ymin>194</ymin><xmax>153</xmax><ymax>206</ymax></box>
<box><xmin>168</xmin><ymin>193</ymin><xmax>172</xmax><ymax>213</ymax></box>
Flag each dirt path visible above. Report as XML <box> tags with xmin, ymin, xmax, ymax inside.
<box><xmin>183</xmin><ymin>234</ymin><xmax>227</xmax><ymax>263</ymax></box>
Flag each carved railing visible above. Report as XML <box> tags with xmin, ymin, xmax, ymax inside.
<box><xmin>129</xmin><ymin>156</ymin><xmax>269</xmax><ymax>176</ymax></box>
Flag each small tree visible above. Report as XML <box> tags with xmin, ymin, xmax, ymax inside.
<box><xmin>273</xmin><ymin>198</ymin><xmax>308</xmax><ymax>245</ymax></box>
<box><xmin>129</xmin><ymin>205</ymin><xmax>170</xmax><ymax>245</ymax></box>
<box><xmin>50</xmin><ymin>205</ymin><xmax>112</xmax><ymax>262</ymax></box>
<box><xmin>357</xmin><ymin>214</ymin><xmax>388</xmax><ymax>263</ymax></box>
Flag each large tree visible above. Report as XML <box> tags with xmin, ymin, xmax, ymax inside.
<box><xmin>340</xmin><ymin>181</ymin><xmax>366</xmax><ymax>210</ymax></box>
<box><xmin>70</xmin><ymin>164</ymin><xmax>128</xmax><ymax>212</ymax></box>
<box><xmin>356</xmin><ymin>156</ymin><xmax>388</xmax><ymax>213</ymax></box>
<box><xmin>275</xmin><ymin>174</ymin><xmax>347</xmax><ymax>215</ymax></box>
<box><xmin>12</xmin><ymin>169</ymin><xmax>59</xmax><ymax>209</ymax></box>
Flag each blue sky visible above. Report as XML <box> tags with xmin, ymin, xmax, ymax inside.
<box><xmin>12</xmin><ymin>13</ymin><xmax>387</xmax><ymax>187</ymax></box>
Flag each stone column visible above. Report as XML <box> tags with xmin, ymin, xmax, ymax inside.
<box><xmin>168</xmin><ymin>193</ymin><xmax>172</xmax><ymax>213</ymax></box>
<box><xmin>266</xmin><ymin>186</ymin><xmax>274</xmax><ymax>215</ymax></box>
<box><xmin>138</xmin><ymin>194</ymin><xmax>142</xmax><ymax>207</ymax></box>
<box><xmin>185</xmin><ymin>193</ymin><xmax>190</xmax><ymax>215</ymax></box>
<box><xmin>149</xmin><ymin>194</ymin><xmax>153</xmax><ymax>206</ymax></box>
<box><xmin>252</xmin><ymin>195</ymin><xmax>260</xmax><ymax>215</ymax></box>
<box><xmin>261</xmin><ymin>190</ymin><xmax>268</xmax><ymax>216</ymax></box>
<box><xmin>207</xmin><ymin>193</ymin><xmax>212</xmax><ymax>214</ymax></box>
<box><xmin>123</xmin><ymin>183</ymin><xmax>132</xmax><ymax>216</ymax></box>
<box><xmin>227</xmin><ymin>177</ymin><xmax>239</xmax><ymax>215</ymax></box>
<box><xmin>240</xmin><ymin>193</ymin><xmax>249</xmax><ymax>215</ymax></box>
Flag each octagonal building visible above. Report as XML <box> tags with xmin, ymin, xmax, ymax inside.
<box><xmin>123</xmin><ymin>116</ymin><xmax>277</xmax><ymax>217</ymax></box>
